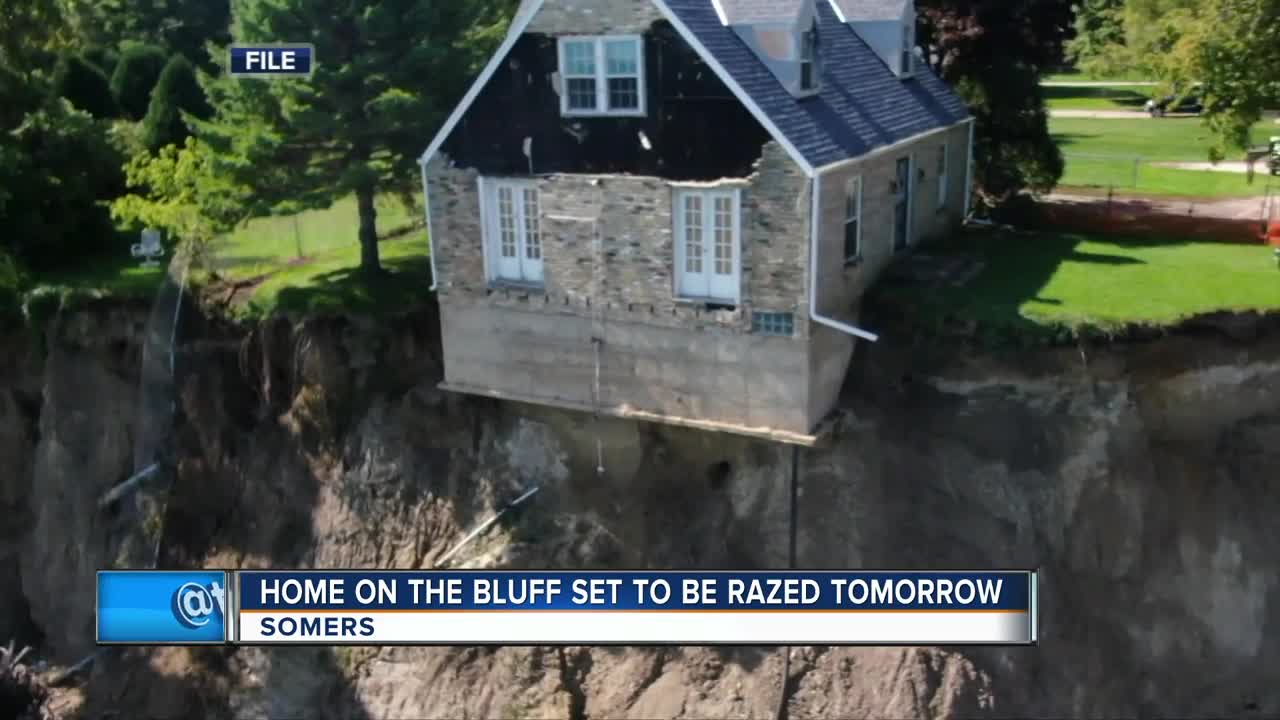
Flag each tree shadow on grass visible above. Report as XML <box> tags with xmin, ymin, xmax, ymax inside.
<box><xmin>1045</xmin><ymin>85</ymin><xmax>1151</xmax><ymax>108</ymax></box>
<box><xmin>269</xmin><ymin>256</ymin><xmax>435</xmax><ymax>316</ymax></box>
<box><xmin>872</xmin><ymin>228</ymin><xmax>1158</xmax><ymax>345</ymax></box>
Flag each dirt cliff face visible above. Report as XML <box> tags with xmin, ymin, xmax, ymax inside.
<box><xmin>3</xmin><ymin>300</ymin><xmax>1279</xmax><ymax>719</ymax></box>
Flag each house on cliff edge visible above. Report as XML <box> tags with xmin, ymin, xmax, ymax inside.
<box><xmin>418</xmin><ymin>0</ymin><xmax>973</xmax><ymax>445</ymax></box>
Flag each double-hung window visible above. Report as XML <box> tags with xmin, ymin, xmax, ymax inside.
<box><xmin>844</xmin><ymin>177</ymin><xmax>862</xmax><ymax>263</ymax></box>
<box><xmin>936</xmin><ymin>143</ymin><xmax>949</xmax><ymax>209</ymax></box>
<box><xmin>674</xmin><ymin>188</ymin><xmax>740</xmax><ymax>304</ymax></box>
<box><xmin>481</xmin><ymin>178</ymin><xmax>543</xmax><ymax>285</ymax></box>
<box><xmin>558</xmin><ymin>36</ymin><xmax>645</xmax><ymax>116</ymax></box>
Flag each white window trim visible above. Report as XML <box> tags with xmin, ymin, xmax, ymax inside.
<box><xmin>936</xmin><ymin>142</ymin><xmax>949</xmax><ymax>210</ymax></box>
<box><xmin>478</xmin><ymin>176</ymin><xmax>544</xmax><ymax>286</ymax></box>
<box><xmin>557</xmin><ymin>35</ymin><xmax>647</xmax><ymax>118</ymax></box>
<box><xmin>844</xmin><ymin>176</ymin><xmax>863</xmax><ymax>263</ymax></box>
<box><xmin>672</xmin><ymin>186</ymin><xmax>743</xmax><ymax>305</ymax></box>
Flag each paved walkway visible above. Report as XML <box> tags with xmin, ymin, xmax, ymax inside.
<box><xmin>1042</xmin><ymin>80</ymin><xmax>1157</xmax><ymax>87</ymax></box>
<box><xmin>1050</xmin><ymin>109</ymin><xmax>1152</xmax><ymax>119</ymax></box>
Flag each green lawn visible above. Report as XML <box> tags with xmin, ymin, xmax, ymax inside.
<box><xmin>1045</xmin><ymin>84</ymin><xmax>1153</xmax><ymax>110</ymax></box>
<box><xmin>216</xmin><ymin>194</ymin><xmax>419</xmax><ymax>281</ymax></box>
<box><xmin>239</xmin><ymin>234</ymin><xmax>432</xmax><ymax>318</ymax></box>
<box><xmin>1052</xmin><ymin>117</ymin><xmax>1276</xmax><ymax>197</ymax></box>
<box><xmin>880</xmin><ymin>228</ymin><xmax>1280</xmax><ymax>341</ymax></box>
<box><xmin>24</xmin><ymin>194</ymin><xmax>431</xmax><ymax>319</ymax></box>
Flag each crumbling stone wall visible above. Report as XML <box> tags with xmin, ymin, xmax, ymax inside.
<box><xmin>426</xmin><ymin>140</ymin><xmax>811</xmax><ymax>338</ymax></box>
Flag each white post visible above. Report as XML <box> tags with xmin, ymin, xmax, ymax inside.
<box><xmin>419</xmin><ymin>157</ymin><xmax>439</xmax><ymax>292</ymax></box>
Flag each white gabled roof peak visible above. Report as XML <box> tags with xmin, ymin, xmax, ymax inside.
<box><xmin>718</xmin><ymin>0</ymin><xmax>808</xmax><ymax>26</ymax></box>
<box><xmin>828</xmin><ymin>0</ymin><xmax>909</xmax><ymax>22</ymax></box>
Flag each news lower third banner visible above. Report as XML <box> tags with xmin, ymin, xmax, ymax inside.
<box><xmin>98</xmin><ymin>570</ymin><xmax>1038</xmax><ymax>646</ymax></box>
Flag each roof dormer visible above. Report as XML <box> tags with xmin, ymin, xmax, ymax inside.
<box><xmin>716</xmin><ymin>0</ymin><xmax>823</xmax><ymax>98</ymax></box>
<box><xmin>829</xmin><ymin>0</ymin><xmax>916</xmax><ymax>79</ymax></box>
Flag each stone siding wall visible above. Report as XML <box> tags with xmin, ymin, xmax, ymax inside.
<box><xmin>426</xmin><ymin>140</ymin><xmax>810</xmax><ymax>338</ymax></box>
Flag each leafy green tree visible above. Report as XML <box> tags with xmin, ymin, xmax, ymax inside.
<box><xmin>918</xmin><ymin>0</ymin><xmax>1075</xmax><ymax>205</ymax></box>
<box><xmin>112</xmin><ymin>137</ymin><xmax>251</xmax><ymax>266</ymax></box>
<box><xmin>197</xmin><ymin>0</ymin><xmax>517</xmax><ymax>273</ymax></box>
<box><xmin>0</xmin><ymin>99</ymin><xmax>125</xmax><ymax>269</ymax></box>
<box><xmin>1067</xmin><ymin>0</ymin><xmax>1126</xmax><ymax>75</ymax></box>
<box><xmin>142</xmin><ymin>55</ymin><xmax>212</xmax><ymax>151</ymax></box>
<box><xmin>62</xmin><ymin>0</ymin><xmax>231</xmax><ymax>68</ymax></box>
<box><xmin>0</xmin><ymin>0</ymin><xmax>69</xmax><ymax>79</ymax></box>
<box><xmin>1157</xmin><ymin>0</ymin><xmax>1280</xmax><ymax>157</ymax></box>
<box><xmin>51</xmin><ymin>52</ymin><xmax>117</xmax><ymax>117</ymax></box>
<box><xmin>110</xmin><ymin>41</ymin><xmax>168</xmax><ymax>120</ymax></box>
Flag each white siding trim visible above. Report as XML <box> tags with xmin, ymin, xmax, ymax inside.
<box><xmin>419</xmin><ymin>0</ymin><xmax>547</xmax><ymax>165</ymax></box>
<box><xmin>650</xmin><ymin>0</ymin><xmax>817</xmax><ymax>177</ymax></box>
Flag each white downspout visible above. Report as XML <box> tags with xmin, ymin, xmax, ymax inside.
<box><xmin>418</xmin><ymin>157</ymin><xmax>439</xmax><ymax>292</ymax></box>
<box><xmin>964</xmin><ymin>118</ymin><xmax>976</xmax><ymax>219</ymax></box>
<box><xmin>808</xmin><ymin>174</ymin><xmax>879</xmax><ymax>343</ymax></box>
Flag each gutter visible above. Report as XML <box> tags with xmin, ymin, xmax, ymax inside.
<box><xmin>808</xmin><ymin>173</ymin><xmax>879</xmax><ymax>343</ymax></box>
<box><xmin>418</xmin><ymin>157</ymin><xmax>439</xmax><ymax>292</ymax></box>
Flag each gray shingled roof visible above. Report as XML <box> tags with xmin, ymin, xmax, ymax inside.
<box><xmin>718</xmin><ymin>0</ymin><xmax>806</xmax><ymax>24</ymax></box>
<box><xmin>829</xmin><ymin>0</ymin><xmax>910</xmax><ymax>22</ymax></box>
<box><xmin>664</xmin><ymin>0</ymin><xmax>969</xmax><ymax>169</ymax></box>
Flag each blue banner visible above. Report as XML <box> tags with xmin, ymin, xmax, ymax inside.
<box><xmin>229</xmin><ymin>45</ymin><xmax>314</xmax><ymax>77</ymax></box>
<box><xmin>97</xmin><ymin>571</ymin><xmax>229</xmax><ymax>644</ymax></box>
<box><xmin>237</xmin><ymin>571</ymin><xmax>1032</xmax><ymax>612</ymax></box>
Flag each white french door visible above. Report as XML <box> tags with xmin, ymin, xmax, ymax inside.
<box><xmin>483</xmin><ymin>178</ymin><xmax>543</xmax><ymax>284</ymax></box>
<box><xmin>674</xmin><ymin>189</ymin><xmax>740</xmax><ymax>303</ymax></box>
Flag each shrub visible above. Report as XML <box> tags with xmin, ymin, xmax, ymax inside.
<box><xmin>142</xmin><ymin>55</ymin><xmax>213</xmax><ymax>152</ymax></box>
<box><xmin>51</xmin><ymin>52</ymin><xmax>117</xmax><ymax>118</ymax></box>
<box><xmin>109</xmin><ymin>42</ymin><xmax>167</xmax><ymax>120</ymax></box>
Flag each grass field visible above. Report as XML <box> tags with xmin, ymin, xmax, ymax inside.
<box><xmin>880</xmin><ymin>228</ymin><xmax>1280</xmax><ymax>340</ymax></box>
<box><xmin>216</xmin><ymin>195</ymin><xmax>419</xmax><ymax>281</ymax></box>
<box><xmin>26</xmin><ymin>194</ymin><xmax>430</xmax><ymax>319</ymax></box>
<box><xmin>1052</xmin><ymin>117</ymin><xmax>1277</xmax><ymax>197</ymax></box>
<box><xmin>1045</xmin><ymin>84</ymin><xmax>1153</xmax><ymax>110</ymax></box>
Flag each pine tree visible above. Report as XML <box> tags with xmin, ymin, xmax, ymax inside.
<box><xmin>110</xmin><ymin>41</ymin><xmax>168</xmax><ymax>120</ymax></box>
<box><xmin>197</xmin><ymin>0</ymin><xmax>517</xmax><ymax>274</ymax></box>
<box><xmin>142</xmin><ymin>54</ymin><xmax>212</xmax><ymax>151</ymax></box>
<box><xmin>52</xmin><ymin>52</ymin><xmax>117</xmax><ymax>118</ymax></box>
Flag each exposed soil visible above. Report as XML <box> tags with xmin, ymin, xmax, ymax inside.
<box><xmin>3</xmin><ymin>299</ymin><xmax>1280</xmax><ymax>719</ymax></box>
<box><xmin>1040</xmin><ymin>192</ymin><xmax>1276</xmax><ymax>243</ymax></box>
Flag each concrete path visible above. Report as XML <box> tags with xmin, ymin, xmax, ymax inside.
<box><xmin>1050</xmin><ymin>109</ymin><xmax>1153</xmax><ymax>119</ymax></box>
<box><xmin>1042</xmin><ymin>80</ymin><xmax>1157</xmax><ymax>87</ymax></box>
<box><xmin>1151</xmin><ymin>161</ymin><xmax>1256</xmax><ymax>175</ymax></box>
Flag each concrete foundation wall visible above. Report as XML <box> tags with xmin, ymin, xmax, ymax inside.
<box><xmin>440</xmin><ymin>300</ymin><xmax>812</xmax><ymax>433</ymax></box>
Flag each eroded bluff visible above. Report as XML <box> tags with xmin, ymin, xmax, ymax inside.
<box><xmin>2</xmin><ymin>301</ymin><xmax>1278</xmax><ymax>719</ymax></box>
